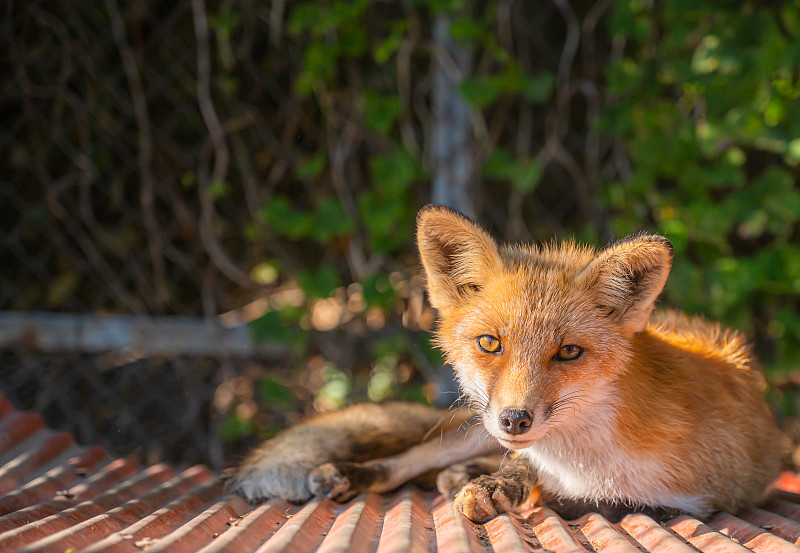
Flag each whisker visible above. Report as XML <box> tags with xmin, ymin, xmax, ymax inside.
<box><xmin>459</xmin><ymin>416</ymin><xmax>485</xmax><ymax>439</ymax></box>
<box><xmin>464</xmin><ymin>421</ymin><xmax>482</xmax><ymax>440</ymax></box>
<box><xmin>547</xmin><ymin>390</ymin><xmax>607</xmax><ymax>428</ymax></box>
<box><xmin>459</xmin><ymin>372</ymin><xmax>491</xmax><ymax>408</ymax></box>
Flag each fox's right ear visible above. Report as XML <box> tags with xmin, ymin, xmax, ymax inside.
<box><xmin>416</xmin><ymin>205</ymin><xmax>502</xmax><ymax>312</ymax></box>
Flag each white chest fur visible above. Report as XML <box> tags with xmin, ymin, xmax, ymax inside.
<box><xmin>523</xmin><ymin>396</ymin><xmax>710</xmax><ymax>516</ymax></box>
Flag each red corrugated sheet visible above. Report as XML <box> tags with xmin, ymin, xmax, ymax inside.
<box><xmin>1</xmin><ymin>393</ymin><xmax>799</xmax><ymax>553</ymax></box>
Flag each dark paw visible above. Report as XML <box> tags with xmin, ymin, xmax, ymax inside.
<box><xmin>437</xmin><ymin>463</ymin><xmax>493</xmax><ymax>499</ymax></box>
<box><xmin>454</xmin><ymin>473</ymin><xmax>528</xmax><ymax>523</ymax></box>
<box><xmin>308</xmin><ymin>462</ymin><xmax>386</xmax><ymax>502</ymax></box>
<box><xmin>308</xmin><ymin>463</ymin><xmax>357</xmax><ymax>502</ymax></box>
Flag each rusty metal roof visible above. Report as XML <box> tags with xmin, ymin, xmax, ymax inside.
<box><xmin>2</xmin><ymin>393</ymin><xmax>800</xmax><ymax>553</ymax></box>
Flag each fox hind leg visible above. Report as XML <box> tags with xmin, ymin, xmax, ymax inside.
<box><xmin>229</xmin><ymin>402</ymin><xmax>459</xmax><ymax>503</ymax></box>
<box><xmin>307</xmin><ymin>421</ymin><xmax>503</xmax><ymax>501</ymax></box>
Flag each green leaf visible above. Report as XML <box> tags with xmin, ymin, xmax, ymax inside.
<box><xmin>374</xmin><ymin>33</ymin><xmax>401</xmax><ymax>64</ymax></box>
<box><xmin>510</xmin><ymin>158</ymin><xmax>543</xmax><ymax>192</ymax></box>
<box><xmin>521</xmin><ymin>72</ymin><xmax>555</xmax><ymax>103</ymax></box>
<box><xmin>312</xmin><ymin>199</ymin><xmax>355</xmax><ymax>242</ymax></box>
<box><xmin>360</xmin><ymin>150</ymin><xmax>418</xmax><ymax>253</ymax></box>
<box><xmin>249</xmin><ymin>307</ymin><xmax>308</xmax><ymax>354</ymax></box>
<box><xmin>425</xmin><ymin>0</ymin><xmax>466</xmax><ymax>14</ymax></box>
<box><xmin>250</xmin><ymin>261</ymin><xmax>280</xmax><ymax>285</ymax></box>
<box><xmin>364</xmin><ymin>91</ymin><xmax>402</xmax><ymax>133</ymax></box>
<box><xmin>691</xmin><ymin>35</ymin><xmax>721</xmax><ymax>75</ymax></box>
<box><xmin>297</xmin><ymin>265</ymin><xmax>341</xmax><ymax>299</ymax></box>
<box><xmin>295</xmin><ymin>41</ymin><xmax>339</xmax><ymax>95</ymax></box>
<box><xmin>459</xmin><ymin>77</ymin><xmax>501</xmax><ymax>108</ymax></box>
<box><xmin>483</xmin><ymin>150</ymin><xmax>542</xmax><ymax>192</ymax></box>
<box><xmin>787</xmin><ymin>138</ymin><xmax>800</xmax><ymax>164</ymax></box>
<box><xmin>259</xmin><ymin>196</ymin><xmax>314</xmax><ymax>240</ymax></box>
<box><xmin>339</xmin><ymin>26</ymin><xmax>367</xmax><ymax>57</ymax></box>
<box><xmin>249</xmin><ymin>310</ymin><xmax>291</xmax><ymax>343</ymax></box>
<box><xmin>288</xmin><ymin>3</ymin><xmax>319</xmax><ymax>35</ymax></box>
<box><xmin>449</xmin><ymin>18</ymin><xmax>484</xmax><ymax>42</ymax></box>
<box><xmin>289</xmin><ymin>0</ymin><xmax>368</xmax><ymax>36</ymax></box>
<box><xmin>358</xmin><ymin>190</ymin><xmax>414</xmax><ymax>253</ymax></box>
<box><xmin>415</xmin><ymin>333</ymin><xmax>443</xmax><ymax>365</ymax></box>
<box><xmin>259</xmin><ymin>377</ymin><xmax>294</xmax><ymax>411</ymax></box>
<box><xmin>209</xmin><ymin>8</ymin><xmax>240</xmax><ymax>35</ymax></box>
<box><xmin>297</xmin><ymin>153</ymin><xmax>326</xmax><ymax>180</ymax></box>
<box><xmin>220</xmin><ymin>412</ymin><xmax>253</xmax><ymax>440</ymax></box>
<box><xmin>403</xmin><ymin>385</ymin><xmax>429</xmax><ymax>404</ymax></box>
<box><xmin>483</xmin><ymin>149</ymin><xmax>514</xmax><ymax>179</ymax></box>
<box><xmin>361</xmin><ymin>273</ymin><xmax>396</xmax><ymax>310</ymax></box>
<box><xmin>209</xmin><ymin>179</ymin><xmax>231</xmax><ymax>198</ymax></box>
<box><xmin>367</xmin><ymin>365</ymin><xmax>395</xmax><ymax>402</ymax></box>
<box><xmin>369</xmin><ymin>148</ymin><xmax>420</xmax><ymax>195</ymax></box>
<box><xmin>316</xmin><ymin>364</ymin><xmax>350</xmax><ymax>409</ymax></box>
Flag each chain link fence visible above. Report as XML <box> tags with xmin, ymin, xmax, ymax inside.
<box><xmin>2</xmin><ymin>0</ymin><xmax>270</xmax><ymax>316</ymax></box>
<box><xmin>1</xmin><ymin>350</ymin><xmax>232</xmax><ymax>469</ymax></box>
<box><xmin>0</xmin><ymin>0</ymin><xmax>614</xmax><ymax>468</ymax></box>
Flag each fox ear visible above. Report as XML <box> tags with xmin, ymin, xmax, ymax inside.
<box><xmin>416</xmin><ymin>205</ymin><xmax>502</xmax><ymax>312</ymax></box>
<box><xmin>578</xmin><ymin>235</ymin><xmax>673</xmax><ymax>334</ymax></box>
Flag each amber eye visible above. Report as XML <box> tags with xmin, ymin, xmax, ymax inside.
<box><xmin>477</xmin><ymin>335</ymin><xmax>502</xmax><ymax>354</ymax></box>
<box><xmin>554</xmin><ymin>345</ymin><xmax>583</xmax><ymax>361</ymax></box>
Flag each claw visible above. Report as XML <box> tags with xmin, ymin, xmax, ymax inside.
<box><xmin>453</xmin><ymin>472</ymin><xmax>526</xmax><ymax>523</ymax></box>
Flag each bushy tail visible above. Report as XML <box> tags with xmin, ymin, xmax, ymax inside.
<box><xmin>227</xmin><ymin>401</ymin><xmax>467</xmax><ymax>503</ymax></box>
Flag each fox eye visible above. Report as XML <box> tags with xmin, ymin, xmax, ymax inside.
<box><xmin>477</xmin><ymin>335</ymin><xmax>502</xmax><ymax>354</ymax></box>
<box><xmin>554</xmin><ymin>345</ymin><xmax>583</xmax><ymax>361</ymax></box>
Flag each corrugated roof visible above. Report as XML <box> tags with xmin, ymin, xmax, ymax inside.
<box><xmin>2</xmin><ymin>393</ymin><xmax>800</xmax><ymax>553</ymax></box>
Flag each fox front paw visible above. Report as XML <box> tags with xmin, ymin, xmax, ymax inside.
<box><xmin>437</xmin><ymin>462</ymin><xmax>494</xmax><ymax>500</ymax></box>
<box><xmin>453</xmin><ymin>473</ymin><xmax>528</xmax><ymax>523</ymax></box>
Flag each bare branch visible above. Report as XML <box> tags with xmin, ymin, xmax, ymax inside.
<box><xmin>105</xmin><ymin>0</ymin><xmax>170</xmax><ymax>308</ymax></box>
<box><xmin>191</xmin><ymin>0</ymin><xmax>256</xmax><ymax>291</ymax></box>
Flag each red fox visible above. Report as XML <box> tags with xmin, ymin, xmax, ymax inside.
<box><xmin>229</xmin><ymin>205</ymin><xmax>782</xmax><ymax>522</ymax></box>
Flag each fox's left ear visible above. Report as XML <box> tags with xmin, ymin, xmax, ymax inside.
<box><xmin>577</xmin><ymin>235</ymin><xmax>673</xmax><ymax>335</ymax></box>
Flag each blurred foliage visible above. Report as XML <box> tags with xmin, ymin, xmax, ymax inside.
<box><xmin>603</xmin><ymin>1</ymin><xmax>800</xmax><ymax>387</ymax></box>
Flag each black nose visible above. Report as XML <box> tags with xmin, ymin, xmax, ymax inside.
<box><xmin>498</xmin><ymin>408</ymin><xmax>533</xmax><ymax>435</ymax></box>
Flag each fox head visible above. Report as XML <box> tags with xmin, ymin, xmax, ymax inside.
<box><xmin>417</xmin><ymin>205</ymin><xmax>673</xmax><ymax>449</ymax></box>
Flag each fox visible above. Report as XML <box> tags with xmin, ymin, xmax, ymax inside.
<box><xmin>228</xmin><ymin>204</ymin><xmax>782</xmax><ymax>522</ymax></box>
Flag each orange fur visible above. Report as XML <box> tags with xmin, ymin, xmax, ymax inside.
<box><xmin>417</xmin><ymin>205</ymin><xmax>781</xmax><ymax>515</ymax></box>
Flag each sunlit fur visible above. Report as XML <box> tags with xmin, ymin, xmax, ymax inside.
<box><xmin>417</xmin><ymin>204</ymin><xmax>781</xmax><ymax>516</ymax></box>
